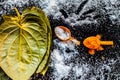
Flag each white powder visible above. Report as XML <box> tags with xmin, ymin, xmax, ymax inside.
<box><xmin>73</xmin><ymin>64</ymin><xmax>90</xmax><ymax>79</ymax></box>
<box><xmin>55</xmin><ymin>27</ymin><xmax>70</xmax><ymax>40</ymax></box>
<box><xmin>51</xmin><ymin>49</ymin><xmax>63</xmax><ymax>62</ymax></box>
<box><xmin>51</xmin><ymin>49</ymin><xmax>71</xmax><ymax>79</ymax></box>
<box><xmin>55</xmin><ymin>63</ymin><xmax>71</xmax><ymax>78</ymax></box>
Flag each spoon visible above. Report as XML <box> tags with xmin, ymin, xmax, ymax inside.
<box><xmin>55</xmin><ymin>26</ymin><xmax>80</xmax><ymax>45</ymax></box>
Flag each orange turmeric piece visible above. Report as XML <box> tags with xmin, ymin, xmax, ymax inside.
<box><xmin>83</xmin><ymin>35</ymin><xmax>114</xmax><ymax>55</ymax></box>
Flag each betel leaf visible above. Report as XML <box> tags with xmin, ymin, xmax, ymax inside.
<box><xmin>0</xmin><ymin>7</ymin><xmax>52</xmax><ymax>80</ymax></box>
<box><xmin>36</xmin><ymin>11</ymin><xmax>51</xmax><ymax>75</ymax></box>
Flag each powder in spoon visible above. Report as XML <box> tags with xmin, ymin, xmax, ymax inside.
<box><xmin>55</xmin><ymin>27</ymin><xmax>70</xmax><ymax>40</ymax></box>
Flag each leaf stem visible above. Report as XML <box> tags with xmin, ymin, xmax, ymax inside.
<box><xmin>14</xmin><ymin>7</ymin><xmax>23</xmax><ymax>61</ymax></box>
<box><xmin>18</xmin><ymin>29</ymin><xmax>22</xmax><ymax>61</ymax></box>
<box><xmin>14</xmin><ymin>7</ymin><xmax>22</xmax><ymax>25</ymax></box>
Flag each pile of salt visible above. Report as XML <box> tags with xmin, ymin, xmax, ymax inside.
<box><xmin>55</xmin><ymin>27</ymin><xmax>70</xmax><ymax>40</ymax></box>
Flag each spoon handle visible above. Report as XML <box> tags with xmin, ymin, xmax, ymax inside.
<box><xmin>70</xmin><ymin>37</ymin><xmax>80</xmax><ymax>45</ymax></box>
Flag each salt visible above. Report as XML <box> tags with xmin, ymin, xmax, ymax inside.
<box><xmin>55</xmin><ymin>27</ymin><xmax>70</xmax><ymax>40</ymax></box>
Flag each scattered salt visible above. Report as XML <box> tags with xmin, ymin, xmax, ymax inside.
<box><xmin>55</xmin><ymin>63</ymin><xmax>71</xmax><ymax>77</ymax></box>
<box><xmin>51</xmin><ymin>49</ymin><xmax>63</xmax><ymax>62</ymax></box>
<box><xmin>50</xmin><ymin>49</ymin><xmax>71</xmax><ymax>79</ymax></box>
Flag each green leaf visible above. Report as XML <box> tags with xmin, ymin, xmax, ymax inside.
<box><xmin>0</xmin><ymin>7</ymin><xmax>52</xmax><ymax>80</ymax></box>
<box><xmin>36</xmin><ymin>10</ymin><xmax>52</xmax><ymax>75</ymax></box>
